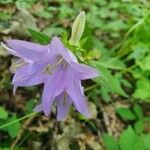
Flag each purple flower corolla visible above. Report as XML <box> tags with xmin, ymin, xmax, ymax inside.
<box><xmin>1</xmin><ymin>40</ymin><xmax>50</xmax><ymax>93</ymax></box>
<box><xmin>2</xmin><ymin>37</ymin><xmax>99</xmax><ymax>120</ymax></box>
<box><xmin>34</xmin><ymin>37</ymin><xmax>99</xmax><ymax>120</ymax></box>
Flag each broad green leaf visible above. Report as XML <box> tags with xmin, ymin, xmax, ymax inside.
<box><xmin>134</xmin><ymin>120</ymin><xmax>144</xmax><ymax>135</ymax></box>
<box><xmin>91</xmin><ymin>61</ymin><xmax>127</xmax><ymax>98</ymax></box>
<box><xmin>0</xmin><ymin>107</ymin><xmax>8</xmax><ymax>120</ymax></box>
<box><xmin>116</xmin><ymin>107</ymin><xmax>136</xmax><ymax>121</ymax></box>
<box><xmin>119</xmin><ymin>126</ymin><xmax>137</xmax><ymax>150</ymax></box>
<box><xmin>28</xmin><ymin>28</ymin><xmax>51</xmax><ymax>44</ymax></box>
<box><xmin>133</xmin><ymin>78</ymin><xmax>150</xmax><ymax>101</ymax></box>
<box><xmin>3</xmin><ymin>114</ymin><xmax>21</xmax><ymax>138</ymax></box>
<box><xmin>100</xmin><ymin>57</ymin><xmax>126</xmax><ymax>70</ymax></box>
<box><xmin>103</xmin><ymin>134</ymin><xmax>119</xmax><ymax>150</ymax></box>
<box><xmin>139</xmin><ymin>55</ymin><xmax>150</xmax><ymax>71</ymax></box>
<box><xmin>133</xmin><ymin>104</ymin><xmax>143</xmax><ymax>119</ymax></box>
<box><xmin>141</xmin><ymin>134</ymin><xmax>150</xmax><ymax>150</ymax></box>
<box><xmin>25</xmin><ymin>99</ymin><xmax>35</xmax><ymax>114</ymax></box>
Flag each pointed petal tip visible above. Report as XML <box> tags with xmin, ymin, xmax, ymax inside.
<box><xmin>82</xmin><ymin>111</ymin><xmax>91</xmax><ymax>119</ymax></box>
<box><xmin>56</xmin><ymin>116</ymin><xmax>63</xmax><ymax>121</ymax></box>
<box><xmin>51</xmin><ymin>36</ymin><xmax>60</xmax><ymax>42</ymax></box>
<box><xmin>13</xmin><ymin>85</ymin><xmax>18</xmax><ymax>95</ymax></box>
<box><xmin>34</xmin><ymin>104</ymin><xmax>43</xmax><ymax>112</ymax></box>
<box><xmin>1</xmin><ymin>42</ymin><xmax>8</xmax><ymax>49</ymax></box>
<box><xmin>43</xmin><ymin>109</ymin><xmax>50</xmax><ymax>117</ymax></box>
<box><xmin>95</xmin><ymin>70</ymin><xmax>100</xmax><ymax>77</ymax></box>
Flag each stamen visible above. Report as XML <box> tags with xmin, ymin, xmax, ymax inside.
<box><xmin>50</xmin><ymin>58</ymin><xmax>64</xmax><ymax>69</ymax></box>
<box><xmin>11</xmin><ymin>60</ymin><xmax>27</xmax><ymax>73</ymax></box>
<box><xmin>43</xmin><ymin>57</ymin><xmax>64</xmax><ymax>74</ymax></box>
<box><xmin>63</xmin><ymin>92</ymin><xmax>67</xmax><ymax>106</ymax></box>
<box><xmin>43</xmin><ymin>64</ymin><xmax>52</xmax><ymax>74</ymax></box>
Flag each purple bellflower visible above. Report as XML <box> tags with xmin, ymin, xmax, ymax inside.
<box><xmin>1</xmin><ymin>40</ymin><xmax>50</xmax><ymax>94</ymax></box>
<box><xmin>2</xmin><ymin>37</ymin><xmax>99</xmax><ymax>120</ymax></box>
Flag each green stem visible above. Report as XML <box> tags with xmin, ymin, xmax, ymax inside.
<box><xmin>84</xmin><ymin>84</ymin><xmax>98</xmax><ymax>92</ymax></box>
<box><xmin>0</xmin><ymin>112</ymin><xmax>37</xmax><ymax>129</ymax></box>
<box><xmin>120</xmin><ymin>64</ymin><xmax>138</xmax><ymax>74</ymax></box>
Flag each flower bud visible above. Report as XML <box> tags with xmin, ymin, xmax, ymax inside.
<box><xmin>69</xmin><ymin>11</ymin><xmax>86</xmax><ymax>46</ymax></box>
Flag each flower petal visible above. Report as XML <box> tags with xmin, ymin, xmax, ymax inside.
<box><xmin>4</xmin><ymin>40</ymin><xmax>48</xmax><ymax>61</ymax></box>
<box><xmin>12</xmin><ymin>63</ymin><xmax>45</xmax><ymax>86</ymax></box>
<box><xmin>1</xmin><ymin>42</ymin><xmax>32</xmax><ymax>63</ymax></box>
<box><xmin>34</xmin><ymin>104</ymin><xmax>43</xmax><ymax>112</ymax></box>
<box><xmin>71</xmin><ymin>62</ymin><xmax>99</xmax><ymax>80</ymax></box>
<box><xmin>13</xmin><ymin>85</ymin><xmax>18</xmax><ymax>95</ymax></box>
<box><xmin>49</xmin><ymin>37</ymin><xmax>72</xmax><ymax>62</ymax></box>
<box><xmin>13</xmin><ymin>72</ymin><xmax>45</xmax><ymax>87</ymax></box>
<box><xmin>6</xmin><ymin>40</ymin><xmax>48</xmax><ymax>52</ymax></box>
<box><xmin>55</xmin><ymin>93</ymin><xmax>72</xmax><ymax>121</ymax></box>
<box><xmin>66</xmin><ymin>69</ymin><xmax>90</xmax><ymax>117</ymax></box>
<box><xmin>42</xmin><ymin>67</ymin><xmax>65</xmax><ymax>116</ymax></box>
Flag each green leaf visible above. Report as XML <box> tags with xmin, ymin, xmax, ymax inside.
<box><xmin>121</xmin><ymin>79</ymin><xmax>132</xmax><ymax>88</ymax></box>
<box><xmin>91</xmin><ymin>62</ymin><xmax>127</xmax><ymax>98</ymax></box>
<box><xmin>25</xmin><ymin>99</ymin><xmax>35</xmax><ymax>114</ymax></box>
<box><xmin>103</xmin><ymin>134</ymin><xmax>119</xmax><ymax>150</ymax></box>
<box><xmin>134</xmin><ymin>120</ymin><xmax>144</xmax><ymax>135</ymax></box>
<box><xmin>138</xmin><ymin>55</ymin><xmax>150</xmax><ymax>71</ymax></box>
<box><xmin>15</xmin><ymin>0</ymin><xmax>35</xmax><ymax>9</ymax></box>
<box><xmin>36</xmin><ymin>9</ymin><xmax>53</xmax><ymax>19</ymax></box>
<box><xmin>119</xmin><ymin>126</ymin><xmax>137</xmax><ymax>150</ymax></box>
<box><xmin>102</xmin><ymin>20</ymin><xmax>128</xmax><ymax>31</ymax></box>
<box><xmin>0</xmin><ymin>11</ymin><xmax>11</xmax><ymax>21</ymax></box>
<box><xmin>100</xmin><ymin>57</ymin><xmax>126</xmax><ymax>70</ymax></box>
<box><xmin>116</xmin><ymin>107</ymin><xmax>136</xmax><ymax>121</ymax></box>
<box><xmin>28</xmin><ymin>28</ymin><xmax>51</xmax><ymax>44</ymax></box>
<box><xmin>141</xmin><ymin>134</ymin><xmax>150</xmax><ymax>150</ymax></box>
<box><xmin>0</xmin><ymin>0</ymin><xmax>13</xmax><ymax>4</ymax></box>
<box><xmin>3</xmin><ymin>114</ymin><xmax>21</xmax><ymax>138</ymax></box>
<box><xmin>133</xmin><ymin>78</ymin><xmax>150</xmax><ymax>101</ymax></box>
<box><xmin>101</xmin><ymin>86</ymin><xmax>111</xmax><ymax>102</ymax></box>
<box><xmin>0</xmin><ymin>107</ymin><xmax>8</xmax><ymax>120</ymax></box>
<box><xmin>133</xmin><ymin>104</ymin><xmax>143</xmax><ymax>119</ymax></box>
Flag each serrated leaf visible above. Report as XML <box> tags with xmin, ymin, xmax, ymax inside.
<box><xmin>116</xmin><ymin>107</ymin><xmax>136</xmax><ymax>121</ymax></box>
<box><xmin>91</xmin><ymin>61</ymin><xmax>127</xmax><ymax>98</ymax></box>
<box><xmin>0</xmin><ymin>107</ymin><xmax>8</xmax><ymax>120</ymax></box>
<box><xmin>119</xmin><ymin>126</ymin><xmax>137</xmax><ymax>150</ymax></box>
<box><xmin>28</xmin><ymin>28</ymin><xmax>51</xmax><ymax>44</ymax></box>
<box><xmin>103</xmin><ymin>134</ymin><xmax>119</xmax><ymax>150</ymax></box>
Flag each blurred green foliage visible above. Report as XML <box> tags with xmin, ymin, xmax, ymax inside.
<box><xmin>0</xmin><ymin>0</ymin><xmax>150</xmax><ymax>150</ymax></box>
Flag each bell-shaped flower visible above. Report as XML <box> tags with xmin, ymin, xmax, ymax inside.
<box><xmin>2</xmin><ymin>37</ymin><xmax>99</xmax><ymax>120</ymax></box>
<box><xmin>34</xmin><ymin>37</ymin><xmax>99</xmax><ymax>120</ymax></box>
<box><xmin>1</xmin><ymin>40</ymin><xmax>51</xmax><ymax>93</ymax></box>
